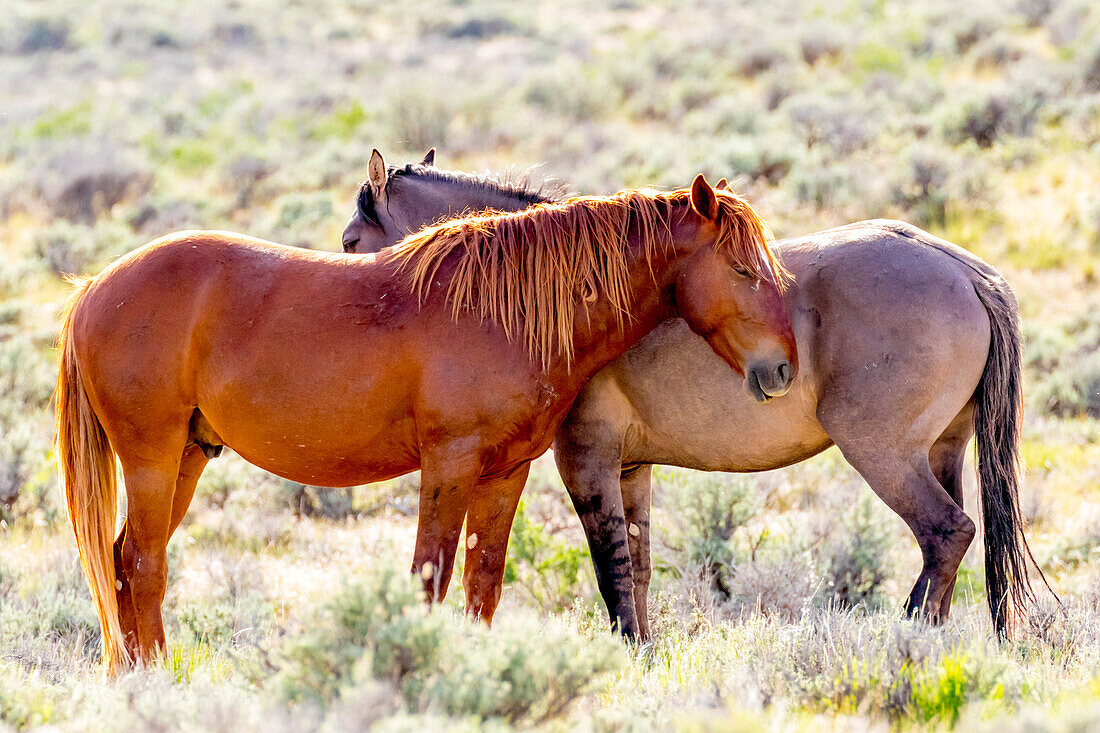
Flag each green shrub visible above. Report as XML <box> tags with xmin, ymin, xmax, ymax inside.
<box><xmin>818</xmin><ymin>495</ymin><xmax>892</xmax><ymax>611</ymax></box>
<box><xmin>910</xmin><ymin>653</ymin><xmax>972</xmax><ymax>726</ymax></box>
<box><xmin>279</xmin><ymin>563</ymin><xmax>621</xmax><ymax>724</ymax></box>
<box><xmin>412</xmin><ymin>614</ymin><xmax>621</xmax><ymax>724</ymax></box>
<box><xmin>939</xmin><ymin>84</ymin><xmax>1045</xmax><ymax>148</ymax></box>
<box><xmin>169</xmin><ymin>139</ymin><xmax>218</xmax><ymax>174</ymax></box>
<box><xmin>655</xmin><ymin>469</ymin><xmax>761</xmax><ymax>598</ymax></box>
<box><xmin>263</xmin><ymin>192</ymin><xmax>333</xmax><ymax>248</ymax></box>
<box><xmin>279</xmin><ymin>564</ymin><xmax>446</xmax><ymax>702</ymax></box>
<box><xmin>0</xmin><ymin>674</ymin><xmax>61</xmax><ymax>729</ymax></box>
<box><xmin>503</xmin><ymin>499</ymin><xmax>589</xmax><ymax>613</ymax></box>
<box><xmin>829</xmin><ymin>648</ymin><xmax>1007</xmax><ymax>726</ymax></box>
<box><xmin>32</xmin><ymin>220</ymin><xmax>136</xmax><ymax>277</ymax></box>
<box><xmin>788</xmin><ymin>162</ymin><xmax>849</xmax><ymax>210</ymax></box>
<box><xmin>280</xmin><ymin>482</ymin><xmax>355</xmax><ymax>520</ymax></box>
<box><xmin>0</xmin><ymin>555</ymin><xmax>100</xmax><ymax>658</ymax></box>
<box><xmin>716</xmin><ymin>134</ymin><xmax>795</xmax><ymax>185</ymax></box>
<box><xmin>852</xmin><ymin>41</ymin><xmax>905</xmax><ymax>75</ymax></box>
<box><xmin>177</xmin><ymin>603</ymin><xmax>237</xmax><ymax>647</ymax></box>
<box><xmin>0</xmin><ymin>336</ymin><xmax>56</xmax><ymax>522</ymax></box>
<box><xmin>15</xmin><ymin>17</ymin><xmax>71</xmax><ymax>54</ymax></box>
<box><xmin>310</xmin><ymin>101</ymin><xmax>370</xmax><ymax>142</ymax></box>
<box><xmin>29</xmin><ymin>101</ymin><xmax>91</xmax><ymax>139</ymax></box>
<box><xmin>1035</xmin><ymin>351</ymin><xmax>1100</xmax><ymax>418</ymax></box>
<box><xmin>1026</xmin><ymin>310</ymin><xmax>1100</xmax><ymax>417</ymax></box>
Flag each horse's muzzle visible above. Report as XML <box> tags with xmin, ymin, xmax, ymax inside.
<box><xmin>747</xmin><ymin>360</ymin><xmax>794</xmax><ymax>402</ymax></box>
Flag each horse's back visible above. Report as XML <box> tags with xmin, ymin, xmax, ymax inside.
<box><xmin>779</xmin><ymin>219</ymin><xmax>1006</xmax><ymax>290</ymax></box>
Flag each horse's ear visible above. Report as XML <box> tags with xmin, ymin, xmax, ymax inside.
<box><xmin>715</xmin><ymin>178</ymin><xmax>729</xmax><ymax>191</ymax></box>
<box><xmin>368</xmin><ymin>149</ymin><xmax>387</xmax><ymax>196</ymax></box>
<box><xmin>690</xmin><ymin>174</ymin><xmax>719</xmax><ymax>221</ymax></box>
<box><xmin>420</xmin><ymin>148</ymin><xmax>436</xmax><ymax>167</ymax></box>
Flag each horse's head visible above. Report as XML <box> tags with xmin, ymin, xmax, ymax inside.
<box><xmin>341</xmin><ymin>148</ymin><xmax>439</xmax><ymax>254</ymax></box>
<box><xmin>674</xmin><ymin>174</ymin><xmax>798</xmax><ymax>402</ymax></box>
<box><xmin>342</xmin><ymin>148</ymin><xmax>554</xmax><ymax>254</ymax></box>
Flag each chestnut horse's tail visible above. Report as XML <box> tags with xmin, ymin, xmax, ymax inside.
<box><xmin>971</xmin><ymin>271</ymin><xmax>1053</xmax><ymax>637</ymax></box>
<box><xmin>56</xmin><ymin>276</ymin><xmax>130</xmax><ymax>672</ymax></box>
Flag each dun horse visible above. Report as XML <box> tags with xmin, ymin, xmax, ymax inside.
<box><xmin>57</xmin><ymin>174</ymin><xmax>795</xmax><ymax>672</ymax></box>
<box><xmin>344</xmin><ymin>150</ymin><xmax>1048</xmax><ymax>639</ymax></box>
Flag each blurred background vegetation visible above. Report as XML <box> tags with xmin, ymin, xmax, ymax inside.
<box><xmin>0</xmin><ymin>0</ymin><xmax>1098</xmax><ymax>729</ymax></box>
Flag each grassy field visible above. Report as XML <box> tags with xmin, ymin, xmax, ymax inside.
<box><xmin>1</xmin><ymin>0</ymin><xmax>1099</xmax><ymax>729</ymax></box>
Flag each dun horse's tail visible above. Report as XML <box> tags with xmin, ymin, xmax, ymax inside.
<box><xmin>971</xmin><ymin>272</ymin><xmax>1053</xmax><ymax>637</ymax></box>
<box><xmin>56</xmin><ymin>276</ymin><xmax>130</xmax><ymax>672</ymax></box>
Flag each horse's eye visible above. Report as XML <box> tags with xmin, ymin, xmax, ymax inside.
<box><xmin>734</xmin><ymin>266</ymin><xmax>751</xmax><ymax>278</ymax></box>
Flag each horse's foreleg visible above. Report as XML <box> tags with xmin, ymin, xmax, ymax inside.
<box><xmin>412</xmin><ymin>453</ymin><xmax>479</xmax><ymax>603</ymax></box>
<box><xmin>621</xmin><ymin>464</ymin><xmax>654</xmax><ymax>640</ymax></box>
<box><xmin>555</xmin><ymin>430</ymin><xmax>639</xmax><ymax>639</ymax></box>
<box><xmin>462</xmin><ymin>462</ymin><xmax>532</xmax><ymax>623</ymax></box>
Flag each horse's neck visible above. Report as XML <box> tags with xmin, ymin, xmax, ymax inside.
<box><xmin>563</xmin><ymin>209</ymin><xmax>697</xmax><ymax>383</ymax></box>
<box><xmin>425</xmin><ymin>177</ymin><xmax>545</xmax><ymax>218</ymax></box>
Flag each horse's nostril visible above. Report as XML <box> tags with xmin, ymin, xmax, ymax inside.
<box><xmin>777</xmin><ymin>361</ymin><xmax>790</xmax><ymax>384</ymax></box>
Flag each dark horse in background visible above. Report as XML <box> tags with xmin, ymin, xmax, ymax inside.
<box><xmin>344</xmin><ymin>149</ymin><xmax>1051</xmax><ymax>639</ymax></box>
<box><xmin>57</xmin><ymin>172</ymin><xmax>794</xmax><ymax>673</ymax></box>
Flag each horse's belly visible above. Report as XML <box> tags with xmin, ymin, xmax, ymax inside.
<box><xmin>226</xmin><ymin>435</ymin><xmax>419</xmax><ymax>487</ymax></box>
<box><xmin>198</xmin><ymin>380</ymin><xmax>421</xmax><ymax>487</ymax></box>
<box><xmin>630</xmin><ymin>379</ymin><xmax>831</xmax><ymax>472</ymax></box>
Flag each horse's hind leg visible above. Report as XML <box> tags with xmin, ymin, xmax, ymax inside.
<box><xmin>621</xmin><ymin>464</ymin><xmax>654</xmax><ymax>640</ymax></box>
<box><xmin>113</xmin><ymin>455</ymin><xmax>180</xmax><ymax>663</ymax></box>
<box><xmin>114</xmin><ymin>443</ymin><xmax>209</xmax><ymax>657</ymax></box>
<box><xmin>928</xmin><ymin>406</ymin><xmax>975</xmax><ymax>621</ymax></box>
<box><xmin>167</xmin><ymin>444</ymin><xmax>209</xmax><ymax>538</ymax></box>
<box><xmin>837</xmin><ymin>445</ymin><xmax>976</xmax><ymax>621</ymax></box>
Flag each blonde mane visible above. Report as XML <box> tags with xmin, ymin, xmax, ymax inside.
<box><xmin>388</xmin><ymin>186</ymin><xmax>784</xmax><ymax>369</ymax></box>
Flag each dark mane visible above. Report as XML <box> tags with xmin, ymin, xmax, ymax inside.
<box><xmin>356</xmin><ymin>163</ymin><xmax>566</xmax><ymax>208</ymax></box>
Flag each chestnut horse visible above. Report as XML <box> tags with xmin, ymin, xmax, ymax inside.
<box><xmin>343</xmin><ymin>151</ymin><xmax>1049</xmax><ymax>639</ymax></box>
<box><xmin>57</xmin><ymin>175</ymin><xmax>796</xmax><ymax>672</ymax></box>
